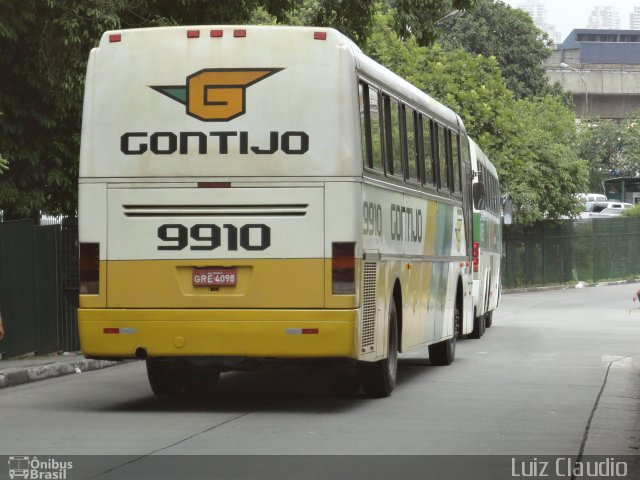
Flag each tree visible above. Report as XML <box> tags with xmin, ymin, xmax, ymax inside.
<box><xmin>390</xmin><ymin>0</ymin><xmax>477</xmax><ymax>47</ymax></box>
<box><xmin>438</xmin><ymin>0</ymin><xmax>555</xmax><ymax>99</ymax></box>
<box><xmin>577</xmin><ymin>120</ymin><xmax>624</xmax><ymax>192</ymax></box>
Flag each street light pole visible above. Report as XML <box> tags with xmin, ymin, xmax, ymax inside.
<box><xmin>560</xmin><ymin>62</ymin><xmax>589</xmax><ymax>116</ymax></box>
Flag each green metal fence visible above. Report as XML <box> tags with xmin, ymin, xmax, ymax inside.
<box><xmin>0</xmin><ymin>219</ymin><xmax>79</xmax><ymax>359</ymax></box>
<box><xmin>503</xmin><ymin>217</ymin><xmax>640</xmax><ymax>288</ymax></box>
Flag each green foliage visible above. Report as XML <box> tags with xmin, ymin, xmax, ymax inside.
<box><xmin>391</xmin><ymin>0</ymin><xmax>477</xmax><ymax>47</ymax></box>
<box><xmin>286</xmin><ymin>0</ymin><xmax>376</xmax><ymax>45</ymax></box>
<box><xmin>438</xmin><ymin>0</ymin><xmax>554</xmax><ymax>100</ymax></box>
<box><xmin>577</xmin><ymin>112</ymin><xmax>640</xmax><ymax>192</ymax></box>
<box><xmin>621</xmin><ymin>203</ymin><xmax>640</xmax><ymax>217</ymax></box>
<box><xmin>577</xmin><ymin>120</ymin><xmax>624</xmax><ymax>192</ymax></box>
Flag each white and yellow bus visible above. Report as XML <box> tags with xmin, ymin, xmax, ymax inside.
<box><xmin>469</xmin><ymin>139</ymin><xmax>502</xmax><ymax>338</ymax></box>
<box><xmin>78</xmin><ymin>25</ymin><xmax>492</xmax><ymax>397</ymax></box>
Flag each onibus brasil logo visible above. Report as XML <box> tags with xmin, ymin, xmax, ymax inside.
<box><xmin>150</xmin><ymin>68</ymin><xmax>283</xmax><ymax>122</ymax></box>
<box><xmin>8</xmin><ymin>456</ymin><xmax>73</xmax><ymax>479</ymax></box>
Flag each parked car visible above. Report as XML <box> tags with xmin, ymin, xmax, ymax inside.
<box><xmin>580</xmin><ymin>201</ymin><xmax>634</xmax><ymax>218</ymax></box>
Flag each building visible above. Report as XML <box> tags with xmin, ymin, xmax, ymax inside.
<box><xmin>545</xmin><ymin>29</ymin><xmax>640</xmax><ymax>119</ymax></box>
<box><xmin>630</xmin><ymin>6</ymin><xmax>640</xmax><ymax>30</ymax></box>
<box><xmin>517</xmin><ymin>1</ymin><xmax>562</xmax><ymax>44</ymax></box>
<box><xmin>550</xmin><ymin>29</ymin><xmax>640</xmax><ymax>64</ymax></box>
<box><xmin>587</xmin><ymin>6</ymin><xmax>621</xmax><ymax>30</ymax></box>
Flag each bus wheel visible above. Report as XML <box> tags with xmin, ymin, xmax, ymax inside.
<box><xmin>146</xmin><ymin>359</ymin><xmax>184</xmax><ymax>396</ymax></box>
<box><xmin>470</xmin><ymin>312</ymin><xmax>485</xmax><ymax>339</ymax></box>
<box><xmin>184</xmin><ymin>367</ymin><xmax>220</xmax><ymax>398</ymax></box>
<box><xmin>360</xmin><ymin>300</ymin><xmax>398</xmax><ymax>398</ymax></box>
<box><xmin>428</xmin><ymin>302</ymin><xmax>459</xmax><ymax>365</ymax></box>
<box><xmin>485</xmin><ymin>310</ymin><xmax>493</xmax><ymax>328</ymax></box>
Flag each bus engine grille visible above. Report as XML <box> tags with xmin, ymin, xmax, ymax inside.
<box><xmin>361</xmin><ymin>261</ymin><xmax>377</xmax><ymax>352</ymax></box>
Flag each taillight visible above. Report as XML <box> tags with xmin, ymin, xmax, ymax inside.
<box><xmin>332</xmin><ymin>242</ymin><xmax>355</xmax><ymax>294</ymax></box>
<box><xmin>472</xmin><ymin>242</ymin><xmax>480</xmax><ymax>273</ymax></box>
<box><xmin>79</xmin><ymin>243</ymin><xmax>99</xmax><ymax>294</ymax></box>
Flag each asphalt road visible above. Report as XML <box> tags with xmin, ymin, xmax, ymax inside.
<box><xmin>1</xmin><ymin>284</ymin><xmax>639</xmax><ymax>478</ymax></box>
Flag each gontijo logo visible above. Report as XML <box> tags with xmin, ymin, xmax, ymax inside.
<box><xmin>150</xmin><ymin>68</ymin><xmax>283</xmax><ymax>121</ymax></box>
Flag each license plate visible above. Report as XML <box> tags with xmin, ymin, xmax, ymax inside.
<box><xmin>192</xmin><ymin>268</ymin><xmax>237</xmax><ymax>287</ymax></box>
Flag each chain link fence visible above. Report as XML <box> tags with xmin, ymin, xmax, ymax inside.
<box><xmin>503</xmin><ymin>217</ymin><xmax>640</xmax><ymax>288</ymax></box>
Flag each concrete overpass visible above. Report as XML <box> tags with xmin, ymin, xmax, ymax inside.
<box><xmin>545</xmin><ymin>63</ymin><xmax>640</xmax><ymax>119</ymax></box>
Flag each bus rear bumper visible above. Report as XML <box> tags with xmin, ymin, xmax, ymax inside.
<box><xmin>78</xmin><ymin>308</ymin><xmax>358</xmax><ymax>360</ymax></box>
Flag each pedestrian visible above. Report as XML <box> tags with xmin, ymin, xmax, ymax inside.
<box><xmin>633</xmin><ymin>288</ymin><xmax>640</xmax><ymax>303</ymax></box>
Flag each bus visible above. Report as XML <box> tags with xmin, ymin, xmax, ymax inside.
<box><xmin>78</xmin><ymin>25</ymin><xmax>495</xmax><ymax>398</ymax></box>
<box><xmin>469</xmin><ymin>139</ymin><xmax>502</xmax><ymax>338</ymax></box>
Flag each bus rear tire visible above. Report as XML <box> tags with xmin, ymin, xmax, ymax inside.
<box><xmin>360</xmin><ymin>300</ymin><xmax>398</xmax><ymax>398</ymax></box>
<box><xmin>429</xmin><ymin>302</ymin><xmax>459</xmax><ymax>365</ymax></box>
<box><xmin>184</xmin><ymin>367</ymin><xmax>220</xmax><ymax>398</ymax></box>
<box><xmin>146</xmin><ymin>359</ymin><xmax>184</xmax><ymax>396</ymax></box>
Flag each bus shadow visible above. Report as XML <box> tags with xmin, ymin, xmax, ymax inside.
<box><xmin>103</xmin><ymin>359</ymin><xmax>447</xmax><ymax>414</ymax></box>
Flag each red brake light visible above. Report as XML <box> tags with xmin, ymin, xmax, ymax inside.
<box><xmin>210</xmin><ymin>30</ymin><xmax>223</xmax><ymax>38</ymax></box>
<box><xmin>187</xmin><ymin>30</ymin><xmax>200</xmax><ymax>38</ymax></box>
<box><xmin>234</xmin><ymin>29</ymin><xmax>246</xmax><ymax>38</ymax></box>
<box><xmin>314</xmin><ymin>32</ymin><xmax>327</xmax><ymax>40</ymax></box>
<box><xmin>472</xmin><ymin>242</ymin><xmax>480</xmax><ymax>273</ymax></box>
<box><xmin>198</xmin><ymin>182</ymin><xmax>231</xmax><ymax>188</ymax></box>
<box><xmin>109</xmin><ymin>34</ymin><xmax>121</xmax><ymax>43</ymax></box>
<box><xmin>332</xmin><ymin>242</ymin><xmax>355</xmax><ymax>294</ymax></box>
<box><xmin>80</xmin><ymin>243</ymin><xmax>99</xmax><ymax>294</ymax></box>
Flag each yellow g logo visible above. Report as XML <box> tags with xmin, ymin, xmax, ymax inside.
<box><xmin>151</xmin><ymin>68</ymin><xmax>282</xmax><ymax>122</ymax></box>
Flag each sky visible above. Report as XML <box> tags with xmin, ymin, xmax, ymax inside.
<box><xmin>502</xmin><ymin>0</ymin><xmax>640</xmax><ymax>42</ymax></box>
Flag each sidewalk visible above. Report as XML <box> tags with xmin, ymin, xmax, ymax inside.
<box><xmin>0</xmin><ymin>352</ymin><xmax>121</xmax><ymax>389</ymax></box>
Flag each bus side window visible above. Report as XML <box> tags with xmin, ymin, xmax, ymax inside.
<box><xmin>405</xmin><ymin>107</ymin><xmax>419</xmax><ymax>183</ymax></box>
<box><xmin>358</xmin><ymin>82</ymin><xmax>372</xmax><ymax>169</ymax></box>
<box><xmin>421</xmin><ymin>115</ymin><xmax>435</xmax><ymax>187</ymax></box>
<box><xmin>451</xmin><ymin>132</ymin><xmax>461</xmax><ymax>194</ymax></box>
<box><xmin>437</xmin><ymin>124</ymin><xmax>449</xmax><ymax>191</ymax></box>
<box><xmin>385</xmin><ymin>96</ymin><xmax>402</xmax><ymax>179</ymax></box>
<box><xmin>369</xmin><ymin>86</ymin><xmax>384</xmax><ymax>172</ymax></box>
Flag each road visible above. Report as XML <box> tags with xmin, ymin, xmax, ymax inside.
<box><xmin>1</xmin><ymin>284</ymin><xmax>639</xmax><ymax>478</ymax></box>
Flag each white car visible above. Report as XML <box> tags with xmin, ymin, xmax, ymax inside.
<box><xmin>581</xmin><ymin>201</ymin><xmax>634</xmax><ymax>218</ymax></box>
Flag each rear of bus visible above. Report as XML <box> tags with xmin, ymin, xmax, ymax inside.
<box><xmin>78</xmin><ymin>27</ymin><xmax>365</xmax><ymax>381</ymax></box>
<box><xmin>469</xmin><ymin>140</ymin><xmax>501</xmax><ymax>335</ymax></box>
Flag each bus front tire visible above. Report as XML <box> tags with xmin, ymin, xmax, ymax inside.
<box><xmin>360</xmin><ymin>300</ymin><xmax>398</xmax><ymax>398</ymax></box>
<box><xmin>470</xmin><ymin>312</ymin><xmax>486</xmax><ymax>339</ymax></box>
<box><xmin>485</xmin><ymin>310</ymin><xmax>493</xmax><ymax>328</ymax></box>
<box><xmin>146</xmin><ymin>359</ymin><xmax>184</xmax><ymax>396</ymax></box>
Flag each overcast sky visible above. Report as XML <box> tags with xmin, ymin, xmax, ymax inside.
<box><xmin>502</xmin><ymin>0</ymin><xmax>640</xmax><ymax>42</ymax></box>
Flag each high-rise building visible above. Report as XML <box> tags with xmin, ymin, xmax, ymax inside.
<box><xmin>587</xmin><ymin>6</ymin><xmax>621</xmax><ymax>29</ymax></box>
<box><xmin>630</xmin><ymin>6</ymin><xmax>640</xmax><ymax>30</ymax></box>
<box><xmin>517</xmin><ymin>1</ymin><xmax>562</xmax><ymax>43</ymax></box>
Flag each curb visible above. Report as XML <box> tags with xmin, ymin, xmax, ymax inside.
<box><xmin>0</xmin><ymin>358</ymin><xmax>121</xmax><ymax>389</ymax></box>
<box><xmin>504</xmin><ymin>278</ymin><xmax>640</xmax><ymax>295</ymax></box>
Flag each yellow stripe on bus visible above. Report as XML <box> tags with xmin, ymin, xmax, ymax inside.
<box><xmin>78</xmin><ymin>308</ymin><xmax>358</xmax><ymax>359</ymax></box>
